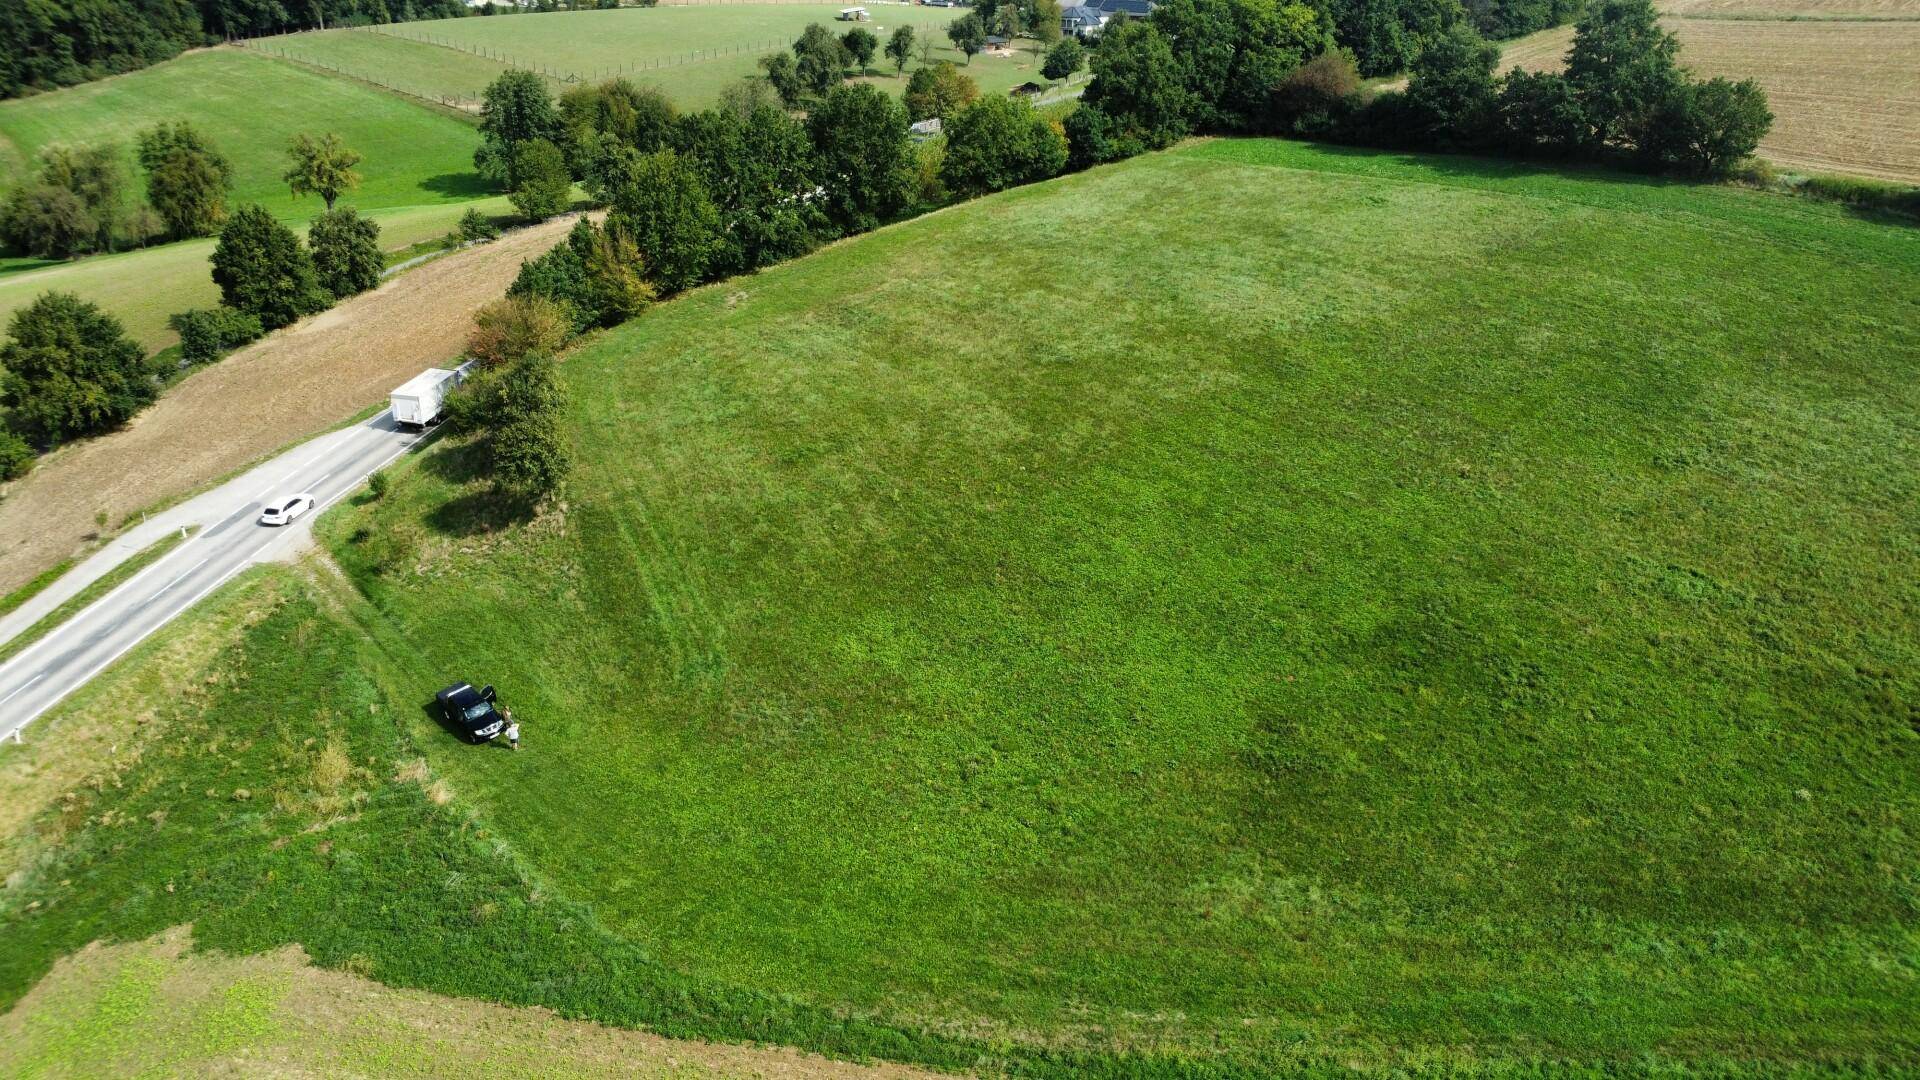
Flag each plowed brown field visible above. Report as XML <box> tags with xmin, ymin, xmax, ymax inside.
<box><xmin>0</xmin><ymin>216</ymin><xmax>580</xmax><ymax>595</ymax></box>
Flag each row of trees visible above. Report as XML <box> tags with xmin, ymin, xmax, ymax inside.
<box><xmin>0</xmin><ymin>193</ymin><xmax>385</xmax><ymax>472</ymax></box>
<box><xmin>960</xmin><ymin>0</ymin><xmax>1064</xmax><ymax>58</ymax></box>
<box><xmin>2</xmin><ymin>123</ymin><xmax>365</xmax><ymax>261</ymax></box>
<box><xmin>1289</xmin><ymin>0</ymin><xmax>1771</xmax><ymax>175</ymax></box>
<box><xmin>1066</xmin><ymin>0</ymin><xmax>1767</xmax><ymax>178</ymax></box>
<box><xmin>2</xmin><ymin>0</ymin><xmax>473</xmax><ymax>99</ymax></box>
<box><xmin>0</xmin><ymin>125</ymin><xmax>234</xmax><ymax>260</ymax></box>
<box><xmin>1066</xmin><ymin>0</ymin><xmax>1336</xmax><ymax>165</ymax></box>
<box><xmin>759</xmin><ymin>23</ymin><xmax>913</xmax><ymax>108</ymax></box>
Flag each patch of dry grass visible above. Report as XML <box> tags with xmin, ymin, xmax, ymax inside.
<box><xmin>0</xmin><ymin>568</ymin><xmax>292</xmax><ymax>878</ymax></box>
<box><xmin>0</xmin><ymin>927</ymin><xmax>960</xmax><ymax>1079</ymax></box>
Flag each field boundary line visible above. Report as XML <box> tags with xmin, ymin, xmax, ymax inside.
<box><xmin>360</xmin><ymin>24</ymin><xmax>792</xmax><ymax>84</ymax></box>
<box><xmin>233</xmin><ymin>40</ymin><xmax>486</xmax><ymax>114</ymax></box>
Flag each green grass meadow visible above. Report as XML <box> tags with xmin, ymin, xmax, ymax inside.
<box><xmin>263</xmin><ymin>6</ymin><xmax>1063</xmax><ymax>109</ymax></box>
<box><xmin>3</xmin><ymin>140</ymin><xmax>1917</xmax><ymax>1074</ymax></box>
<box><xmin>0</xmin><ymin>48</ymin><xmax>484</xmax><ymax>227</ymax></box>
<box><xmin>0</xmin><ymin>46</ymin><xmax>497</xmax><ymax>346</ymax></box>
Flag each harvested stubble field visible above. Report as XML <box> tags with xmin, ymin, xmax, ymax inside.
<box><xmin>0</xmin><ymin>214</ymin><xmax>581</xmax><ymax>598</ymax></box>
<box><xmin>1498</xmin><ymin>9</ymin><xmax>1920</xmax><ymax>182</ymax></box>
<box><xmin>1660</xmin><ymin>0</ymin><xmax>1919</xmax><ymax>14</ymax></box>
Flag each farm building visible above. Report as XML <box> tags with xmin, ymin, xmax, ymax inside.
<box><xmin>837</xmin><ymin>6</ymin><xmax>870</xmax><ymax>19</ymax></box>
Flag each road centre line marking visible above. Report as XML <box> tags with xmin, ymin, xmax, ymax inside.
<box><xmin>1</xmin><ymin>424</ymin><xmax>427</xmax><ymax>744</ymax></box>
<box><xmin>147</xmin><ymin>557</ymin><xmax>210</xmax><ymax>603</ymax></box>
<box><xmin>0</xmin><ymin>673</ymin><xmax>44</xmax><ymax>707</ymax></box>
<box><xmin>0</xmin><ymin>529</ymin><xmax>205</xmax><ymax>685</ymax></box>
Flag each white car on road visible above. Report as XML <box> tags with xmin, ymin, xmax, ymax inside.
<box><xmin>259</xmin><ymin>493</ymin><xmax>316</xmax><ymax>526</ymax></box>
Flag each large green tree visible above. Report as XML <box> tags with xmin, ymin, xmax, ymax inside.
<box><xmin>477</xmin><ymin>70</ymin><xmax>563</xmax><ymax>187</ymax></box>
<box><xmin>760</xmin><ymin>52</ymin><xmax>805</xmax><ymax>109</ymax></box>
<box><xmin>1042</xmin><ymin>37</ymin><xmax>1084</xmax><ymax>82</ymax></box>
<box><xmin>673</xmin><ymin>102</ymin><xmax>825</xmax><ymax>276</ymax></box>
<box><xmin>807</xmin><ymin>84</ymin><xmax>916</xmax><ymax>235</ymax></box>
<box><xmin>1640</xmin><ymin>76</ymin><xmax>1772</xmax><ymax>176</ymax></box>
<box><xmin>307</xmin><ymin>207</ymin><xmax>383</xmax><ymax>300</ymax></box>
<box><xmin>558</xmin><ymin>78</ymin><xmax>677</xmax><ymax>179</ymax></box>
<box><xmin>904</xmin><ymin>62</ymin><xmax>980</xmax><ymax>123</ymax></box>
<box><xmin>137</xmin><ymin>122</ymin><xmax>233</xmax><ymax>240</ymax></box>
<box><xmin>1404</xmin><ymin>23</ymin><xmax>1500</xmax><ymax>146</ymax></box>
<box><xmin>1075</xmin><ymin>19</ymin><xmax>1192</xmax><ymax>153</ymax></box>
<box><xmin>508</xmin><ymin>218</ymin><xmax>652</xmax><ymax>332</ymax></box>
<box><xmin>454</xmin><ymin>351</ymin><xmax>572</xmax><ymax>501</ymax></box>
<box><xmin>843</xmin><ymin>26</ymin><xmax>879</xmax><ymax>70</ymax></box>
<box><xmin>1320</xmin><ymin>0</ymin><xmax>1461</xmax><ymax>78</ymax></box>
<box><xmin>947</xmin><ymin>12</ymin><xmax>988</xmax><ymax>64</ymax></box>
<box><xmin>0</xmin><ymin>184</ymin><xmax>94</xmax><ymax>260</ymax></box>
<box><xmin>209</xmin><ymin>205</ymin><xmax>327</xmax><ymax>330</ymax></box>
<box><xmin>885</xmin><ymin>25</ymin><xmax>917</xmax><ymax>76</ymax></box>
<box><xmin>490</xmin><ymin>352</ymin><xmax>571</xmax><ymax>501</ymax></box>
<box><xmin>1496</xmin><ymin>68</ymin><xmax>1588</xmax><ymax>155</ymax></box>
<box><xmin>794</xmin><ymin>23</ymin><xmax>853</xmax><ymax>96</ymax></box>
<box><xmin>939</xmin><ymin>95</ymin><xmax>1069</xmax><ymax>197</ymax></box>
<box><xmin>283</xmin><ymin>132</ymin><xmax>362</xmax><ymax>210</ymax></box>
<box><xmin>1563</xmin><ymin>0</ymin><xmax>1681</xmax><ymax>151</ymax></box>
<box><xmin>0</xmin><ymin>292</ymin><xmax>153</xmax><ymax>444</ymax></box>
<box><xmin>38</xmin><ymin>144</ymin><xmax>126</xmax><ymax>253</ymax></box>
<box><xmin>509</xmin><ymin>138</ymin><xmax>573</xmax><ymax>221</ymax></box>
<box><xmin>606</xmin><ymin>148</ymin><xmax>723</xmax><ymax>295</ymax></box>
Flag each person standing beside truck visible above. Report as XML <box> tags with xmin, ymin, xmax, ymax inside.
<box><xmin>504</xmin><ymin>709</ymin><xmax>520</xmax><ymax>751</ymax></box>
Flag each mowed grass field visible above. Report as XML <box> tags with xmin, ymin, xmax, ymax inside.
<box><xmin>1498</xmin><ymin>0</ymin><xmax>1920</xmax><ymax>182</ymax></box>
<box><xmin>0</xmin><ymin>48</ymin><xmax>485</xmax><ymax>228</ymax></box>
<box><xmin>253</xmin><ymin>5</ymin><xmax>1065</xmax><ymax>110</ymax></box>
<box><xmin>3</xmin><ymin>141</ymin><xmax>1916</xmax><ymax>1074</ymax></box>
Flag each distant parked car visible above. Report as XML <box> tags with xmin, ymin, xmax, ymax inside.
<box><xmin>259</xmin><ymin>493</ymin><xmax>316</xmax><ymax>526</ymax></box>
<box><xmin>437</xmin><ymin>682</ymin><xmax>506</xmax><ymax>743</ymax></box>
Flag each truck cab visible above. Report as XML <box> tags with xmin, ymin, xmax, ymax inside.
<box><xmin>436</xmin><ymin>682</ymin><xmax>505</xmax><ymax>742</ymax></box>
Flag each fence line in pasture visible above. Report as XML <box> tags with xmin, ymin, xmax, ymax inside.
<box><xmin>359</xmin><ymin>24</ymin><xmax>791</xmax><ymax>83</ymax></box>
<box><xmin>233</xmin><ymin>38</ymin><xmax>486</xmax><ymax>112</ymax></box>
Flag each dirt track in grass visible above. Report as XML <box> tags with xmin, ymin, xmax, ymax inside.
<box><xmin>0</xmin><ymin>215</ymin><xmax>582</xmax><ymax>596</ymax></box>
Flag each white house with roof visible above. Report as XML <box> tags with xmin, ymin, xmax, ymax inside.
<box><xmin>1060</xmin><ymin>0</ymin><xmax>1155</xmax><ymax>37</ymax></box>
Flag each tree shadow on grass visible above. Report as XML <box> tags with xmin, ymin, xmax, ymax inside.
<box><xmin>419</xmin><ymin>439</ymin><xmax>539</xmax><ymax>537</ymax></box>
<box><xmin>428</xmin><ymin>489</ymin><xmax>538</xmax><ymax>537</ymax></box>
<box><xmin>420</xmin><ymin>171</ymin><xmax>496</xmax><ymax>200</ymax></box>
<box><xmin>1300</xmin><ymin>140</ymin><xmax>1687</xmax><ymax>191</ymax></box>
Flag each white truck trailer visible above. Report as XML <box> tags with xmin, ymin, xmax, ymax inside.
<box><xmin>389</xmin><ymin>362</ymin><xmax>472</xmax><ymax>430</ymax></box>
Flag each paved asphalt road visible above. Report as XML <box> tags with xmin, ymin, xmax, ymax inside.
<box><xmin>0</xmin><ymin>412</ymin><xmax>427</xmax><ymax>745</ymax></box>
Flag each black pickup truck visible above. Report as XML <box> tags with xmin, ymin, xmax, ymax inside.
<box><xmin>436</xmin><ymin>682</ymin><xmax>506</xmax><ymax>743</ymax></box>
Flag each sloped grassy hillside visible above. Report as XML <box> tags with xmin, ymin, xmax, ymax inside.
<box><xmin>5</xmin><ymin>140</ymin><xmax>1917</xmax><ymax>1074</ymax></box>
